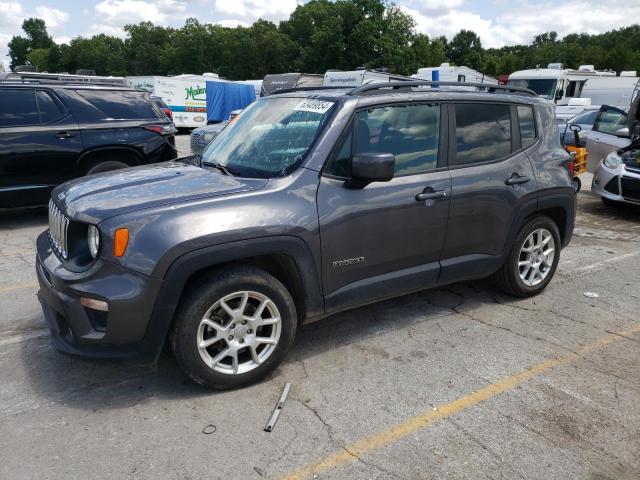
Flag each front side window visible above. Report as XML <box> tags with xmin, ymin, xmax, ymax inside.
<box><xmin>594</xmin><ymin>107</ymin><xmax>628</xmax><ymax>135</ymax></box>
<box><xmin>0</xmin><ymin>89</ymin><xmax>39</xmax><ymax>127</ymax></box>
<box><xmin>350</xmin><ymin>104</ymin><xmax>441</xmax><ymax>176</ymax></box>
<box><xmin>454</xmin><ymin>103</ymin><xmax>512</xmax><ymax>166</ymax></box>
<box><xmin>518</xmin><ymin>105</ymin><xmax>537</xmax><ymax>149</ymax></box>
<box><xmin>202</xmin><ymin>97</ymin><xmax>335</xmax><ymax>178</ymax></box>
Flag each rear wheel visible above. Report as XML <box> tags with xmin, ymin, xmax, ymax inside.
<box><xmin>494</xmin><ymin>215</ymin><xmax>561</xmax><ymax>297</ymax></box>
<box><xmin>171</xmin><ymin>266</ymin><xmax>297</xmax><ymax>389</ymax></box>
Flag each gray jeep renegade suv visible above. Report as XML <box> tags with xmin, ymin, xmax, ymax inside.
<box><xmin>36</xmin><ymin>81</ymin><xmax>576</xmax><ymax>389</ymax></box>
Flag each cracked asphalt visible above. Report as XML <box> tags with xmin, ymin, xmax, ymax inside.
<box><xmin>1</xmin><ymin>191</ymin><xmax>639</xmax><ymax>480</ymax></box>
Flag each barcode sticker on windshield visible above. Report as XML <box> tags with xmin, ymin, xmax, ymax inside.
<box><xmin>294</xmin><ymin>99</ymin><xmax>334</xmax><ymax>114</ymax></box>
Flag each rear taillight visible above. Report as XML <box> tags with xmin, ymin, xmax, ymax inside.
<box><xmin>143</xmin><ymin>124</ymin><xmax>176</xmax><ymax>136</ymax></box>
<box><xmin>568</xmin><ymin>157</ymin><xmax>575</xmax><ymax>176</ymax></box>
<box><xmin>163</xmin><ymin>108</ymin><xmax>173</xmax><ymax>120</ymax></box>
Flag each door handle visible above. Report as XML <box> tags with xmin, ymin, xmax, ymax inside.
<box><xmin>415</xmin><ymin>190</ymin><xmax>447</xmax><ymax>201</ymax></box>
<box><xmin>505</xmin><ymin>174</ymin><xmax>530</xmax><ymax>186</ymax></box>
<box><xmin>55</xmin><ymin>132</ymin><xmax>75</xmax><ymax>139</ymax></box>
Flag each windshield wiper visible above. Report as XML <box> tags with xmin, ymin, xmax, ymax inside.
<box><xmin>202</xmin><ymin>161</ymin><xmax>241</xmax><ymax>177</ymax></box>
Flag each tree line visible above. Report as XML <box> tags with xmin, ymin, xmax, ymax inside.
<box><xmin>7</xmin><ymin>0</ymin><xmax>640</xmax><ymax>80</ymax></box>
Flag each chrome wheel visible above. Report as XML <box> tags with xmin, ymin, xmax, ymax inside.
<box><xmin>518</xmin><ymin>228</ymin><xmax>556</xmax><ymax>287</ymax></box>
<box><xmin>197</xmin><ymin>291</ymin><xmax>281</xmax><ymax>375</ymax></box>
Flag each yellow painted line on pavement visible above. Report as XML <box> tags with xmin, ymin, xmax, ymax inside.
<box><xmin>0</xmin><ymin>283</ymin><xmax>38</xmax><ymax>293</ymax></box>
<box><xmin>282</xmin><ymin>323</ymin><xmax>640</xmax><ymax>480</ymax></box>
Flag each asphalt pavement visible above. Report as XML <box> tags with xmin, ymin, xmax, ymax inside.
<box><xmin>0</xmin><ymin>190</ymin><xmax>639</xmax><ymax>480</ymax></box>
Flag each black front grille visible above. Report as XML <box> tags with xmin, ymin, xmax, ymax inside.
<box><xmin>48</xmin><ymin>200</ymin><xmax>70</xmax><ymax>259</ymax></box>
<box><xmin>625</xmin><ymin>164</ymin><xmax>640</xmax><ymax>175</ymax></box>
<box><xmin>621</xmin><ymin>176</ymin><xmax>640</xmax><ymax>201</ymax></box>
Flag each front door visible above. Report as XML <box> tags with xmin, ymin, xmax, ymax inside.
<box><xmin>317</xmin><ymin>102</ymin><xmax>451</xmax><ymax>313</ymax></box>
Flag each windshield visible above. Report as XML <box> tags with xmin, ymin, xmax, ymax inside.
<box><xmin>568</xmin><ymin>109</ymin><xmax>598</xmax><ymax>126</ymax></box>
<box><xmin>202</xmin><ymin>97</ymin><xmax>334</xmax><ymax>178</ymax></box>
<box><xmin>508</xmin><ymin>79</ymin><xmax>557</xmax><ymax>100</ymax></box>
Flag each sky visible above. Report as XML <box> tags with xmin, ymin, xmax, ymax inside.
<box><xmin>1</xmin><ymin>0</ymin><xmax>638</xmax><ymax>71</ymax></box>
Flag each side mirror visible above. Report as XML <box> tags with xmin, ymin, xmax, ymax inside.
<box><xmin>350</xmin><ymin>152</ymin><xmax>395</xmax><ymax>183</ymax></box>
<box><xmin>555</xmin><ymin>89</ymin><xmax>564</xmax><ymax>100</ymax></box>
<box><xmin>615</xmin><ymin>127</ymin><xmax>630</xmax><ymax>138</ymax></box>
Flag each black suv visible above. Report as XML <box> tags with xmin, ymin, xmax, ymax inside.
<box><xmin>36</xmin><ymin>81</ymin><xmax>576</xmax><ymax>389</ymax></box>
<box><xmin>0</xmin><ymin>83</ymin><xmax>177</xmax><ymax>208</ymax></box>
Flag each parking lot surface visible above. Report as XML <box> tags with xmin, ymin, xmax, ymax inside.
<box><xmin>1</xmin><ymin>191</ymin><xmax>639</xmax><ymax>480</ymax></box>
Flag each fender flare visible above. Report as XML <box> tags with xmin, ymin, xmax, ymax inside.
<box><xmin>77</xmin><ymin>146</ymin><xmax>144</xmax><ymax>170</ymax></box>
<box><xmin>142</xmin><ymin>236</ymin><xmax>324</xmax><ymax>361</ymax></box>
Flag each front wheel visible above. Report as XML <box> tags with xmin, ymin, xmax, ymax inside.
<box><xmin>494</xmin><ymin>215</ymin><xmax>561</xmax><ymax>297</ymax></box>
<box><xmin>171</xmin><ymin>266</ymin><xmax>297</xmax><ymax>389</ymax></box>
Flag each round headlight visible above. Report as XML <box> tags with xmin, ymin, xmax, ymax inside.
<box><xmin>603</xmin><ymin>152</ymin><xmax>622</xmax><ymax>169</ymax></box>
<box><xmin>87</xmin><ymin>225</ymin><xmax>100</xmax><ymax>259</ymax></box>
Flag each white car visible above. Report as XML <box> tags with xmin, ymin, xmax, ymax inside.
<box><xmin>591</xmin><ymin>97</ymin><xmax>640</xmax><ymax>206</ymax></box>
<box><xmin>584</xmin><ymin>104</ymin><xmax>631</xmax><ymax>172</ymax></box>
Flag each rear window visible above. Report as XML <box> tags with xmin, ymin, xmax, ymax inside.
<box><xmin>36</xmin><ymin>90</ymin><xmax>64</xmax><ymax>123</ymax></box>
<box><xmin>0</xmin><ymin>89</ymin><xmax>39</xmax><ymax>127</ymax></box>
<box><xmin>517</xmin><ymin>105</ymin><xmax>536</xmax><ymax>148</ymax></box>
<box><xmin>454</xmin><ymin>103</ymin><xmax>512</xmax><ymax>165</ymax></box>
<box><xmin>77</xmin><ymin>90</ymin><xmax>159</xmax><ymax>119</ymax></box>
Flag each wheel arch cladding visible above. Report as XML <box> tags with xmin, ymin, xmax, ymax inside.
<box><xmin>146</xmin><ymin>236</ymin><xmax>324</xmax><ymax>358</ymax></box>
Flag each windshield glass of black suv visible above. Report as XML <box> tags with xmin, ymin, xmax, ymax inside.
<box><xmin>201</xmin><ymin>97</ymin><xmax>334</xmax><ymax>178</ymax></box>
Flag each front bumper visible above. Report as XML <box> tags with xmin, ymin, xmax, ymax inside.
<box><xmin>592</xmin><ymin>162</ymin><xmax>640</xmax><ymax>206</ymax></box>
<box><xmin>36</xmin><ymin>231</ymin><xmax>165</xmax><ymax>363</ymax></box>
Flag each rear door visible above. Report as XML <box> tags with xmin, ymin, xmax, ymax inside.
<box><xmin>0</xmin><ymin>87</ymin><xmax>83</xmax><ymax>208</ymax></box>
<box><xmin>585</xmin><ymin>106</ymin><xmax>631</xmax><ymax>171</ymax></box>
<box><xmin>440</xmin><ymin>102</ymin><xmax>538</xmax><ymax>282</ymax></box>
<box><xmin>317</xmin><ymin>102</ymin><xmax>451</xmax><ymax>312</ymax></box>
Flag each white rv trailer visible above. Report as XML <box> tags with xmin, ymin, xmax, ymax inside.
<box><xmin>322</xmin><ymin>69</ymin><xmax>410</xmax><ymax>87</ymax></box>
<box><xmin>508</xmin><ymin>64</ymin><xmax>628</xmax><ymax>106</ymax></box>
<box><xmin>413</xmin><ymin>63</ymin><xmax>497</xmax><ymax>84</ymax></box>
<box><xmin>128</xmin><ymin>74</ymin><xmax>226</xmax><ymax>128</ymax></box>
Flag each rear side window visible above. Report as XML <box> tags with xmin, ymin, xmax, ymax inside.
<box><xmin>36</xmin><ymin>90</ymin><xmax>64</xmax><ymax>123</ymax></box>
<box><xmin>517</xmin><ymin>105</ymin><xmax>536</xmax><ymax>149</ymax></box>
<box><xmin>77</xmin><ymin>90</ymin><xmax>159</xmax><ymax>119</ymax></box>
<box><xmin>0</xmin><ymin>89</ymin><xmax>39</xmax><ymax>127</ymax></box>
<box><xmin>454</xmin><ymin>103</ymin><xmax>512</xmax><ymax>166</ymax></box>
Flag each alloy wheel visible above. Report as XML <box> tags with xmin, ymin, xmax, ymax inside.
<box><xmin>517</xmin><ymin>228</ymin><xmax>556</xmax><ymax>287</ymax></box>
<box><xmin>196</xmin><ymin>291</ymin><xmax>281</xmax><ymax>375</ymax></box>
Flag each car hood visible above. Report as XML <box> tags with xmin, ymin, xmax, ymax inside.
<box><xmin>53</xmin><ymin>161</ymin><xmax>268</xmax><ymax>223</ymax></box>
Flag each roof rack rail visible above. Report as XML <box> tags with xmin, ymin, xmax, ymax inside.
<box><xmin>349</xmin><ymin>80</ymin><xmax>537</xmax><ymax>96</ymax></box>
<box><xmin>270</xmin><ymin>85</ymin><xmax>352</xmax><ymax>95</ymax></box>
<box><xmin>0</xmin><ymin>71</ymin><xmax>131</xmax><ymax>87</ymax></box>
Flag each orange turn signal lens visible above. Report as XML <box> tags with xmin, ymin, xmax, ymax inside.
<box><xmin>114</xmin><ymin>228</ymin><xmax>129</xmax><ymax>257</ymax></box>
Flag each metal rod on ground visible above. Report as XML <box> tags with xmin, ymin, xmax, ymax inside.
<box><xmin>264</xmin><ymin>382</ymin><xmax>292</xmax><ymax>432</ymax></box>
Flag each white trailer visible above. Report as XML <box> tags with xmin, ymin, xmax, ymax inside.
<box><xmin>413</xmin><ymin>63</ymin><xmax>497</xmax><ymax>84</ymax></box>
<box><xmin>322</xmin><ymin>70</ymin><xmax>410</xmax><ymax>88</ymax></box>
<box><xmin>128</xmin><ymin>74</ymin><xmax>225</xmax><ymax>128</ymax></box>
<box><xmin>508</xmin><ymin>64</ymin><xmax>636</xmax><ymax>106</ymax></box>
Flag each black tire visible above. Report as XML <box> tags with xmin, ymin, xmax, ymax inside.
<box><xmin>86</xmin><ymin>160</ymin><xmax>130</xmax><ymax>175</ymax></box>
<box><xmin>572</xmin><ymin>176</ymin><xmax>581</xmax><ymax>193</ymax></box>
<box><xmin>171</xmin><ymin>266</ymin><xmax>297</xmax><ymax>390</ymax></box>
<box><xmin>493</xmin><ymin>215</ymin><xmax>561</xmax><ymax>297</ymax></box>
